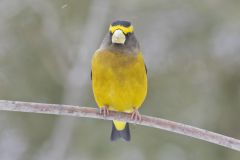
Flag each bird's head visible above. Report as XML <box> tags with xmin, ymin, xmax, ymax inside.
<box><xmin>109</xmin><ymin>20</ymin><xmax>134</xmax><ymax>44</ymax></box>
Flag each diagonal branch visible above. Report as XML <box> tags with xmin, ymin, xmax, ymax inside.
<box><xmin>0</xmin><ymin>100</ymin><xmax>240</xmax><ymax>151</ymax></box>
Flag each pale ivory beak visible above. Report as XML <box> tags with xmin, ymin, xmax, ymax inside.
<box><xmin>112</xmin><ymin>29</ymin><xmax>126</xmax><ymax>44</ymax></box>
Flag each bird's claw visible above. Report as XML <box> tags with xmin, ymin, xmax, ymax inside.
<box><xmin>131</xmin><ymin>109</ymin><xmax>141</xmax><ymax>121</ymax></box>
<box><xmin>100</xmin><ymin>106</ymin><xmax>109</xmax><ymax>117</ymax></box>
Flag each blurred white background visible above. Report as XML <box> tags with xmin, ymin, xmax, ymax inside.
<box><xmin>0</xmin><ymin>0</ymin><xmax>240</xmax><ymax>159</ymax></box>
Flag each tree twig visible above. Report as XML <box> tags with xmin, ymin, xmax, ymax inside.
<box><xmin>0</xmin><ymin>100</ymin><xmax>240</xmax><ymax>151</ymax></box>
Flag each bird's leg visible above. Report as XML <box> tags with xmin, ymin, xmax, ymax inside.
<box><xmin>131</xmin><ymin>108</ymin><xmax>141</xmax><ymax>121</ymax></box>
<box><xmin>100</xmin><ymin>106</ymin><xmax>109</xmax><ymax>117</ymax></box>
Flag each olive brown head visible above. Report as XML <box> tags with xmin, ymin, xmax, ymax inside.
<box><xmin>101</xmin><ymin>20</ymin><xmax>139</xmax><ymax>54</ymax></box>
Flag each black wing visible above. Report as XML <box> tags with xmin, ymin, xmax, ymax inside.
<box><xmin>145</xmin><ymin>64</ymin><xmax>147</xmax><ymax>74</ymax></box>
<box><xmin>90</xmin><ymin>70</ymin><xmax>92</xmax><ymax>80</ymax></box>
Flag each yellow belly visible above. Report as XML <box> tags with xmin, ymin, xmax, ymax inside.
<box><xmin>92</xmin><ymin>49</ymin><xmax>147</xmax><ymax>113</ymax></box>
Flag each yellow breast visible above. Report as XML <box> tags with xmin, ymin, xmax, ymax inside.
<box><xmin>91</xmin><ymin>49</ymin><xmax>147</xmax><ymax>113</ymax></box>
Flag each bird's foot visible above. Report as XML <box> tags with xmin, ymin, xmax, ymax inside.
<box><xmin>100</xmin><ymin>106</ymin><xmax>109</xmax><ymax>117</ymax></box>
<box><xmin>131</xmin><ymin>108</ymin><xmax>141</xmax><ymax>121</ymax></box>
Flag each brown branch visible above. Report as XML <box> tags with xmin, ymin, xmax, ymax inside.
<box><xmin>0</xmin><ymin>100</ymin><xmax>240</xmax><ymax>151</ymax></box>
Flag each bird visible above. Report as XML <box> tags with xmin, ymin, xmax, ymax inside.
<box><xmin>91</xmin><ymin>20</ymin><xmax>147</xmax><ymax>141</ymax></box>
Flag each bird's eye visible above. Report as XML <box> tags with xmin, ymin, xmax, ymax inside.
<box><xmin>125</xmin><ymin>32</ymin><xmax>131</xmax><ymax>37</ymax></box>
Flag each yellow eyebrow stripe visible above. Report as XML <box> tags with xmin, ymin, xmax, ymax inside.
<box><xmin>109</xmin><ymin>25</ymin><xmax>134</xmax><ymax>34</ymax></box>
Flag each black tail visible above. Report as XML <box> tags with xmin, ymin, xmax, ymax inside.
<box><xmin>111</xmin><ymin>122</ymin><xmax>130</xmax><ymax>141</ymax></box>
